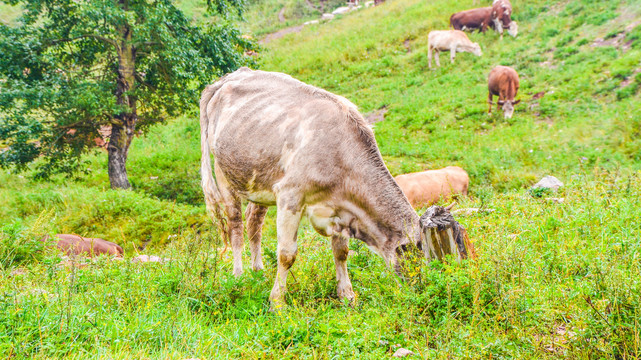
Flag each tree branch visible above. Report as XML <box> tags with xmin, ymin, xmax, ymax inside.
<box><xmin>47</xmin><ymin>34</ymin><xmax>118</xmax><ymax>48</ymax></box>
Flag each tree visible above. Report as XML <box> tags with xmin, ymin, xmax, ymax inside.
<box><xmin>0</xmin><ymin>0</ymin><xmax>253</xmax><ymax>188</ymax></box>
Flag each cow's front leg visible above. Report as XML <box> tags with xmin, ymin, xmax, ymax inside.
<box><xmin>434</xmin><ymin>50</ymin><xmax>441</xmax><ymax>67</ymax></box>
<box><xmin>488</xmin><ymin>93</ymin><xmax>493</xmax><ymax>114</ymax></box>
<box><xmin>450</xmin><ymin>46</ymin><xmax>456</xmax><ymax>63</ymax></box>
<box><xmin>245</xmin><ymin>202</ymin><xmax>268</xmax><ymax>271</ymax></box>
<box><xmin>331</xmin><ymin>234</ymin><xmax>355</xmax><ymax>302</ymax></box>
<box><xmin>269</xmin><ymin>193</ymin><xmax>303</xmax><ymax>310</ymax></box>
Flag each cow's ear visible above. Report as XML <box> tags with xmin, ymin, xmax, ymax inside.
<box><xmin>514</xmin><ymin>99</ymin><xmax>521</xmax><ymax>105</ymax></box>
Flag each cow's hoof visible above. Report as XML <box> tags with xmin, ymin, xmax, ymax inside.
<box><xmin>269</xmin><ymin>298</ymin><xmax>287</xmax><ymax>312</ymax></box>
<box><xmin>337</xmin><ymin>288</ymin><xmax>356</xmax><ymax>305</ymax></box>
<box><xmin>233</xmin><ymin>268</ymin><xmax>243</xmax><ymax>277</ymax></box>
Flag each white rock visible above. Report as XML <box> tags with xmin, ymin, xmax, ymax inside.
<box><xmin>321</xmin><ymin>13</ymin><xmax>335</xmax><ymax>20</ymax></box>
<box><xmin>532</xmin><ymin>176</ymin><xmax>564</xmax><ymax>191</ymax></box>
<box><xmin>365</xmin><ymin>1</ymin><xmax>374</xmax><ymax>7</ymax></box>
<box><xmin>304</xmin><ymin>20</ymin><xmax>320</xmax><ymax>25</ymax></box>
<box><xmin>132</xmin><ymin>255</ymin><xmax>170</xmax><ymax>263</ymax></box>
<box><xmin>393</xmin><ymin>348</ymin><xmax>415</xmax><ymax>357</ymax></box>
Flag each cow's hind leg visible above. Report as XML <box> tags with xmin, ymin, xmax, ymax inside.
<box><xmin>269</xmin><ymin>192</ymin><xmax>303</xmax><ymax>309</ymax></box>
<box><xmin>488</xmin><ymin>92</ymin><xmax>493</xmax><ymax>114</ymax></box>
<box><xmin>434</xmin><ymin>50</ymin><xmax>441</xmax><ymax>67</ymax></box>
<box><xmin>214</xmin><ymin>165</ymin><xmax>245</xmax><ymax>277</ymax></box>
<box><xmin>332</xmin><ymin>234</ymin><xmax>355</xmax><ymax>302</ymax></box>
<box><xmin>245</xmin><ymin>202</ymin><xmax>268</xmax><ymax>271</ymax></box>
<box><xmin>428</xmin><ymin>45</ymin><xmax>432</xmax><ymax>68</ymax></box>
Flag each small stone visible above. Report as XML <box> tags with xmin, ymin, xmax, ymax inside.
<box><xmin>348</xmin><ymin>250</ymin><xmax>358</xmax><ymax>256</ymax></box>
<box><xmin>532</xmin><ymin>176</ymin><xmax>563</xmax><ymax>191</ymax></box>
<box><xmin>132</xmin><ymin>255</ymin><xmax>170</xmax><ymax>263</ymax></box>
<box><xmin>393</xmin><ymin>348</ymin><xmax>414</xmax><ymax>357</ymax></box>
<box><xmin>321</xmin><ymin>13</ymin><xmax>334</xmax><ymax>20</ymax></box>
<box><xmin>545</xmin><ymin>197</ymin><xmax>565</xmax><ymax>204</ymax></box>
<box><xmin>378</xmin><ymin>340</ymin><xmax>388</xmax><ymax>346</ymax></box>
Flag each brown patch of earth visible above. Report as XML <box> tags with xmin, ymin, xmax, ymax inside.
<box><xmin>364</xmin><ymin>106</ymin><xmax>388</xmax><ymax>124</ymax></box>
<box><xmin>260</xmin><ymin>25</ymin><xmax>306</xmax><ymax>44</ymax></box>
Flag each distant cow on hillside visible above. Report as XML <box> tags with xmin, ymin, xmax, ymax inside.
<box><xmin>450</xmin><ymin>7</ymin><xmax>493</xmax><ymax>33</ymax></box>
<box><xmin>427</xmin><ymin>30</ymin><xmax>482</xmax><ymax>68</ymax></box>
<box><xmin>395</xmin><ymin>166</ymin><xmax>469</xmax><ymax>208</ymax></box>
<box><xmin>41</xmin><ymin>234</ymin><xmax>124</xmax><ymax>257</ymax></box>
<box><xmin>492</xmin><ymin>0</ymin><xmax>518</xmax><ymax>39</ymax></box>
<box><xmin>488</xmin><ymin>65</ymin><xmax>520</xmax><ymax>119</ymax></box>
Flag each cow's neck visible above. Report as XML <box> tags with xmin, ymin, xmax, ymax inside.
<box><xmin>343</xmin><ymin>159</ymin><xmax>420</xmax><ymax>248</ymax></box>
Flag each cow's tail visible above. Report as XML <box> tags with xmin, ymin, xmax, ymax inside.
<box><xmin>200</xmin><ymin>82</ymin><xmax>230</xmax><ymax>252</ymax></box>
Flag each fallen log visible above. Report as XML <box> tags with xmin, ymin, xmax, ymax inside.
<box><xmin>419</xmin><ymin>205</ymin><xmax>477</xmax><ymax>261</ymax></box>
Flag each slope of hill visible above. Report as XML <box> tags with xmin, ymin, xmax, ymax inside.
<box><xmin>1</xmin><ymin>0</ymin><xmax>640</xmax><ymax>358</ymax></box>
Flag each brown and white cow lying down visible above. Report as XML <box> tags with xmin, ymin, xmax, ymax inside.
<box><xmin>40</xmin><ymin>234</ymin><xmax>124</xmax><ymax>257</ymax></box>
<box><xmin>200</xmin><ymin>68</ymin><xmax>430</xmax><ymax>307</ymax></box>
<box><xmin>395</xmin><ymin>166</ymin><xmax>469</xmax><ymax>209</ymax></box>
<box><xmin>492</xmin><ymin>0</ymin><xmax>518</xmax><ymax>39</ymax></box>
<box><xmin>450</xmin><ymin>7</ymin><xmax>493</xmax><ymax>33</ymax></box>
<box><xmin>427</xmin><ymin>30</ymin><xmax>482</xmax><ymax>68</ymax></box>
<box><xmin>488</xmin><ymin>65</ymin><xmax>520</xmax><ymax>119</ymax></box>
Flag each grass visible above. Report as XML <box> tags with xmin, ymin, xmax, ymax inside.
<box><xmin>1</xmin><ymin>0</ymin><xmax>641</xmax><ymax>358</ymax></box>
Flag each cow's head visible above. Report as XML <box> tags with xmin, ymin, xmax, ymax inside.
<box><xmin>507</xmin><ymin>21</ymin><xmax>518</xmax><ymax>37</ymax></box>
<box><xmin>471</xmin><ymin>43</ymin><xmax>482</xmax><ymax>57</ymax></box>
<box><xmin>498</xmin><ymin>99</ymin><xmax>520</xmax><ymax>119</ymax></box>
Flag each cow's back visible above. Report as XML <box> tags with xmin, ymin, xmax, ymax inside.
<box><xmin>204</xmin><ymin>68</ymin><xmax>375</xmax><ymax>202</ymax></box>
<box><xmin>488</xmin><ymin>66</ymin><xmax>519</xmax><ymax>96</ymax></box>
<box><xmin>395</xmin><ymin>166</ymin><xmax>469</xmax><ymax>207</ymax></box>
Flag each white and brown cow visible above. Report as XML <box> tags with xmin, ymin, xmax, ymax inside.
<box><xmin>488</xmin><ymin>65</ymin><xmax>520</xmax><ymax>119</ymax></box>
<box><xmin>395</xmin><ymin>166</ymin><xmax>469</xmax><ymax>209</ymax></box>
<box><xmin>427</xmin><ymin>30</ymin><xmax>482</xmax><ymax>68</ymax></box>
<box><xmin>200</xmin><ymin>68</ymin><xmax>428</xmax><ymax>308</ymax></box>
<box><xmin>492</xmin><ymin>0</ymin><xmax>518</xmax><ymax>39</ymax></box>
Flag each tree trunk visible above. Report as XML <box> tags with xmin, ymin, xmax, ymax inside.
<box><xmin>108</xmin><ymin>3</ymin><xmax>137</xmax><ymax>190</ymax></box>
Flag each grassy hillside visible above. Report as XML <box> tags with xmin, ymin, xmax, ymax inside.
<box><xmin>1</xmin><ymin>0</ymin><xmax>641</xmax><ymax>358</ymax></box>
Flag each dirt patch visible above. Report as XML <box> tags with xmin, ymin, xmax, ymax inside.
<box><xmin>278</xmin><ymin>7</ymin><xmax>286</xmax><ymax>23</ymax></box>
<box><xmin>403</xmin><ymin>39</ymin><xmax>411</xmax><ymax>53</ymax></box>
<box><xmin>592</xmin><ymin>20</ymin><xmax>641</xmax><ymax>52</ymax></box>
<box><xmin>260</xmin><ymin>25</ymin><xmax>306</xmax><ymax>44</ymax></box>
<box><xmin>620</xmin><ymin>68</ymin><xmax>641</xmax><ymax>88</ymax></box>
<box><xmin>364</xmin><ymin>106</ymin><xmax>388</xmax><ymax>124</ymax></box>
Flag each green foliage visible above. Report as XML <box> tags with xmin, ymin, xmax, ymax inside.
<box><xmin>0</xmin><ymin>220</ymin><xmax>45</xmax><ymax>269</ymax></box>
<box><xmin>1</xmin><ymin>0</ymin><xmax>641</xmax><ymax>358</ymax></box>
<box><xmin>0</xmin><ymin>0</ymin><xmax>254</xmax><ymax>179</ymax></box>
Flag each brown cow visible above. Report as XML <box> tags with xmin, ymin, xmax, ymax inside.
<box><xmin>450</xmin><ymin>7</ymin><xmax>493</xmax><ymax>33</ymax></box>
<box><xmin>488</xmin><ymin>65</ymin><xmax>520</xmax><ymax>119</ymax></box>
<box><xmin>41</xmin><ymin>234</ymin><xmax>124</xmax><ymax>257</ymax></box>
<box><xmin>427</xmin><ymin>30</ymin><xmax>482</xmax><ymax>68</ymax></box>
<box><xmin>394</xmin><ymin>167</ymin><xmax>469</xmax><ymax>209</ymax></box>
<box><xmin>200</xmin><ymin>68</ymin><xmax>431</xmax><ymax>307</ymax></box>
<box><xmin>492</xmin><ymin>0</ymin><xmax>518</xmax><ymax>39</ymax></box>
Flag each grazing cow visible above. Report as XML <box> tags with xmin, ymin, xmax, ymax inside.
<box><xmin>200</xmin><ymin>68</ymin><xmax>429</xmax><ymax>307</ymax></box>
<box><xmin>488</xmin><ymin>65</ymin><xmax>520</xmax><ymax>119</ymax></box>
<box><xmin>450</xmin><ymin>7</ymin><xmax>493</xmax><ymax>33</ymax></box>
<box><xmin>395</xmin><ymin>167</ymin><xmax>469</xmax><ymax>209</ymax></box>
<box><xmin>427</xmin><ymin>30</ymin><xmax>482</xmax><ymax>68</ymax></box>
<box><xmin>40</xmin><ymin>234</ymin><xmax>124</xmax><ymax>257</ymax></box>
<box><xmin>492</xmin><ymin>0</ymin><xmax>518</xmax><ymax>39</ymax></box>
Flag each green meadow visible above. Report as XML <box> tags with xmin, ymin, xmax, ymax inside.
<box><xmin>1</xmin><ymin>0</ymin><xmax>641</xmax><ymax>358</ymax></box>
